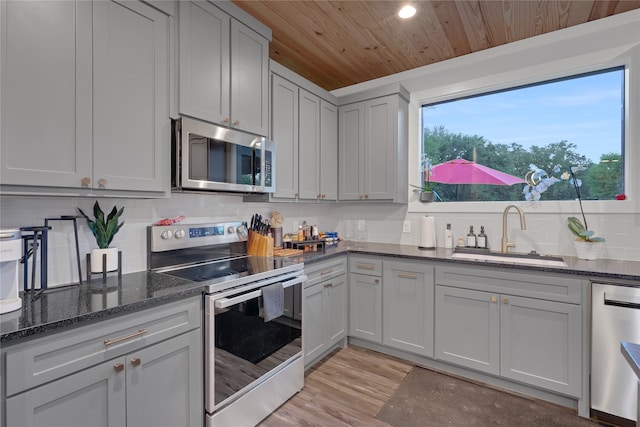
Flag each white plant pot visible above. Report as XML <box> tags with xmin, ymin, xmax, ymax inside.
<box><xmin>91</xmin><ymin>247</ymin><xmax>119</xmax><ymax>273</ymax></box>
<box><xmin>419</xmin><ymin>191</ymin><xmax>434</xmax><ymax>202</ymax></box>
<box><xmin>573</xmin><ymin>240</ymin><xmax>602</xmax><ymax>261</ymax></box>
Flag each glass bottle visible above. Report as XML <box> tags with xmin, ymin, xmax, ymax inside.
<box><xmin>477</xmin><ymin>226</ymin><xmax>487</xmax><ymax>249</ymax></box>
<box><xmin>466</xmin><ymin>226</ymin><xmax>477</xmax><ymax>248</ymax></box>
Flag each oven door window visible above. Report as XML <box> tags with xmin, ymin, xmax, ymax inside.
<box><xmin>213</xmin><ymin>284</ymin><xmax>302</xmax><ymax>407</ymax></box>
<box><xmin>188</xmin><ymin>134</ymin><xmax>256</xmax><ymax>186</ymax></box>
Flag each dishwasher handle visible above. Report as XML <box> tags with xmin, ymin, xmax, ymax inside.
<box><xmin>214</xmin><ymin>275</ymin><xmax>306</xmax><ymax>309</ymax></box>
<box><xmin>604</xmin><ymin>292</ymin><xmax>640</xmax><ymax>310</ymax></box>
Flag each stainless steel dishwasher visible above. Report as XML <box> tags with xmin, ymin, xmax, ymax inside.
<box><xmin>591</xmin><ymin>282</ymin><xmax>640</xmax><ymax>423</ymax></box>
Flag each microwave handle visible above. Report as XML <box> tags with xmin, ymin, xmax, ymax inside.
<box><xmin>214</xmin><ymin>275</ymin><xmax>306</xmax><ymax>309</ymax></box>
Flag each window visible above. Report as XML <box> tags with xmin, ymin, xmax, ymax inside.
<box><xmin>420</xmin><ymin>67</ymin><xmax>625</xmax><ymax>202</ymax></box>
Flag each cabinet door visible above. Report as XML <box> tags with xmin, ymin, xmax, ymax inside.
<box><xmin>319</xmin><ymin>100</ymin><xmax>338</xmax><ymax>201</ymax></box>
<box><xmin>6</xmin><ymin>357</ymin><xmax>127</xmax><ymax>427</ymax></box>
<box><xmin>303</xmin><ymin>282</ymin><xmax>326</xmax><ymax>365</ymax></box>
<box><xmin>435</xmin><ymin>286</ymin><xmax>499</xmax><ymax>375</ymax></box>
<box><xmin>1</xmin><ymin>0</ymin><xmax>92</xmax><ymax>188</ymax></box>
<box><xmin>271</xmin><ymin>74</ymin><xmax>299</xmax><ymax>199</ymax></box>
<box><xmin>326</xmin><ymin>274</ymin><xmax>347</xmax><ymax>347</ymax></box>
<box><xmin>127</xmin><ymin>329</ymin><xmax>202</xmax><ymax>427</ymax></box>
<box><xmin>178</xmin><ymin>0</ymin><xmax>230</xmax><ymax>126</ymax></box>
<box><xmin>363</xmin><ymin>96</ymin><xmax>395</xmax><ymax>200</ymax></box>
<box><xmin>349</xmin><ymin>273</ymin><xmax>382</xmax><ymax>343</ymax></box>
<box><xmin>383</xmin><ymin>261</ymin><xmax>434</xmax><ymax>357</ymax></box>
<box><xmin>298</xmin><ymin>89</ymin><xmax>321</xmax><ymax>200</ymax></box>
<box><xmin>338</xmin><ymin>102</ymin><xmax>365</xmax><ymax>200</ymax></box>
<box><xmin>93</xmin><ymin>0</ymin><xmax>169</xmax><ymax>192</ymax></box>
<box><xmin>500</xmin><ymin>295</ymin><xmax>581</xmax><ymax>396</ymax></box>
<box><xmin>230</xmin><ymin>19</ymin><xmax>269</xmax><ymax>136</ymax></box>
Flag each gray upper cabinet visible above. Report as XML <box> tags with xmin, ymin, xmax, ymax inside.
<box><xmin>298</xmin><ymin>89</ymin><xmax>321</xmax><ymax>200</ymax></box>
<box><xmin>0</xmin><ymin>0</ymin><xmax>170</xmax><ymax>195</ymax></box>
<box><xmin>179</xmin><ymin>0</ymin><xmax>269</xmax><ymax>136</ymax></box>
<box><xmin>270</xmin><ymin>63</ymin><xmax>338</xmax><ymax>202</ymax></box>
<box><xmin>319</xmin><ymin>100</ymin><xmax>339</xmax><ymax>201</ymax></box>
<box><xmin>271</xmin><ymin>74</ymin><xmax>299</xmax><ymax>199</ymax></box>
<box><xmin>92</xmin><ymin>0</ymin><xmax>169</xmax><ymax>193</ymax></box>
<box><xmin>338</xmin><ymin>86</ymin><xmax>409</xmax><ymax>202</ymax></box>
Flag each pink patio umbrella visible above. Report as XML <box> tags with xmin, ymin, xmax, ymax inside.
<box><xmin>429</xmin><ymin>159</ymin><xmax>526</xmax><ymax>186</ymax></box>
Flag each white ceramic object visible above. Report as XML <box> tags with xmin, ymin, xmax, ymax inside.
<box><xmin>574</xmin><ymin>240</ymin><xmax>602</xmax><ymax>261</ymax></box>
<box><xmin>90</xmin><ymin>247</ymin><xmax>119</xmax><ymax>273</ymax></box>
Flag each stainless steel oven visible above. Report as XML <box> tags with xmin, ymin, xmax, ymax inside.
<box><xmin>205</xmin><ymin>269</ymin><xmax>304</xmax><ymax>425</ymax></box>
<box><xmin>148</xmin><ymin>222</ymin><xmax>305</xmax><ymax>427</ymax></box>
<box><xmin>172</xmin><ymin>117</ymin><xmax>275</xmax><ymax>193</ymax></box>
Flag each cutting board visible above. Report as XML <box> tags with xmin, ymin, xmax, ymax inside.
<box><xmin>273</xmin><ymin>248</ymin><xmax>304</xmax><ymax>257</ymax></box>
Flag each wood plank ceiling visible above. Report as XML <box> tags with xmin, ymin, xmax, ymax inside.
<box><xmin>233</xmin><ymin>1</ymin><xmax>640</xmax><ymax>91</ymax></box>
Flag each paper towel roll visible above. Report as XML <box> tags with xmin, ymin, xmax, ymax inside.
<box><xmin>419</xmin><ymin>216</ymin><xmax>436</xmax><ymax>249</ymax></box>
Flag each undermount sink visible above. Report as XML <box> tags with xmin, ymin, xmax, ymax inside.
<box><xmin>451</xmin><ymin>251</ymin><xmax>568</xmax><ymax>267</ymax></box>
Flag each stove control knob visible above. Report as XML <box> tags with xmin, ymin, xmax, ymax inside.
<box><xmin>227</xmin><ymin>226</ymin><xmax>235</xmax><ymax>234</ymax></box>
<box><xmin>174</xmin><ymin>229</ymin><xmax>186</xmax><ymax>239</ymax></box>
<box><xmin>160</xmin><ymin>230</ymin><xmax>173</xmax><ymax>240</ymax></box>
<box><xmin>236</xmin><ymin>224</ymin><xmax>248</xmax><ymax>239</ymax></box>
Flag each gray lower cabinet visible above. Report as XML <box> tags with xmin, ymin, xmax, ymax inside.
<box><xmin>2</xmin><ymin>297</ymin><xmax>203</xmax><ymax>427</ymax></box>
<box><xmin>434</xmin><ymin>265</ymin><xmax>584</xmax><ymax>397</ymax></box>
<box><xmin>349</xmin><ymin>257</ymin><xmax>383</xmax><ymax>343</ymax></box>
<box><xmin>1</xmin><ymin>0</ymin><xmax>170</xmax><ymax>195</ymax></box>
<box><xmin>382</xmin><ymin>260</ymin><xmax>434</xmax><ymax>357</ymax></box>
<box><xmin>304</xmin><ymin>258</ymin><xmax>347</xmax><ymax>367</ymax></box>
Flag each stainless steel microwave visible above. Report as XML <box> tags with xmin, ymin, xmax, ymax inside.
<box><xmin>172</xmin><ymin>117</ymin><xmax>275</xmax><ymax>193</ymax></box>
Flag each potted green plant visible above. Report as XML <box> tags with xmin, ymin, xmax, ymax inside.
<box><xmin>411</xmin><ymin>155</ymin><xmax>438</xmax><ymax>202</ymax></box>
<box><xmin>564</xmin><ymin>167</ymin><xmax>604</xmax><ymax>260</ymax></box>
<box><xmin>523</xmin><ymin>164</ymin><xmax>604</xmax><ymax>260</ymax></box>
<box><xmin>78</xmin><ymin>201</ymin><xmax>125</xmax><ymax>273</ymax></box>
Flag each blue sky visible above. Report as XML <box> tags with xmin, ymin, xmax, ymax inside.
<box><xmin>423</xmin><ymin>68</ymin><xmax>624</xmax><ymax>162</ymax></box>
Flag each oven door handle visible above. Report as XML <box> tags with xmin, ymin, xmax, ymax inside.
<box><xmin>214</xmin><ymin>275</ymin><xmax>306</xmax><ymax>309</ymax></box>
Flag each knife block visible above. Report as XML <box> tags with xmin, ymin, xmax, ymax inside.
<box><xmin>247</xmin><ymin>230</ymin><xmax>274</xmax><ymax>257</ymax></box>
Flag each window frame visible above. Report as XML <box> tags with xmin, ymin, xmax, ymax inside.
<box><xmin>407</xmin><ymin>46</ymin><xmax>637</xmax><ymax>216</ymax></box>
<box><xmin>418</xmin><ymin>65</ymin><xmax>626</xmax><ymax>204</ymax></box>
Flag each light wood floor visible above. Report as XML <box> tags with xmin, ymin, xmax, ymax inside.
<box><xmin>258</xmin><ymin>345</ymin><xmax>413</xmax><ymax>427</ymax></box>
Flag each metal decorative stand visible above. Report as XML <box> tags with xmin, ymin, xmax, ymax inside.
<box><xmin>20</xmin><ymin>226</ymin><xmax>52</xmax><ymax>291</ymax></box>
<box><xmin>86</xmin><ymin>251</ymin><xmax>122</xmax><ymax>284</ymax></box>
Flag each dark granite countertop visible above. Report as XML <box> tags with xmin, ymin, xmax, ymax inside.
<box><xmin>2</xmin><ymin>242</ymin><xmax>638</xmax><ymax>345</ymax></box>
<box><xmin>303</xmin><ymin>242</ymin><xmax>640</xmax><ymax>283</ymax></box>
<box><xmin>621</xmin><ymin>341</ymin><xmax>640</xmax><ymax>379</ymax></box>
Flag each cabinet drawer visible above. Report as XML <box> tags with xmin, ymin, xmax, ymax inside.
<box><xmin>305</xmin><ymin>257</ymin><xmax>347</xmax><ymax>286</ymax></box>
<box><xmin>5</xmin><ymin>297</ymin><xmax>201</xmax><ymax>396</ymax></box>
<box><xmin>349</xmin><ymin>257</ymin><xmax>382</xmax><ymax>276</ymax></box>
<box><xmin>435</xmin><ymin>265</ymin><xmax>584</xmax><ymax>304</ymax></box>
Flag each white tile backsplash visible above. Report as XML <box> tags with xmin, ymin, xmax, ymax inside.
<box><xmin>1</xmin><ymin>194</ymin><xmax>638</xmax><ymax>287</ymax></box>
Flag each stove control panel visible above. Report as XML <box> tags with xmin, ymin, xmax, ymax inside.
<box><xmin>149</xmin><ymin>221</ymin><xmax>248</xmax><ymax>252</ymax></box>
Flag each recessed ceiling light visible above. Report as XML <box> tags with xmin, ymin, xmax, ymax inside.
<box><xmin>398</xmin><ymin>5</ymin><xmax>416</xmax><ymax>19</ymax></box>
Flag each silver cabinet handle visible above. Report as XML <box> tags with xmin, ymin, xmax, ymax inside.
<box><xmin>491</xmin><ymin>295</ymin><xmax>498</xmax><ymax>303</ymax></box>
<box><xmin>98</xmin><ymin>178</ymin><xmax>107</xmax><ymax>188</ymax></box>
<box><xmin>356</xmin><ymin>263</ymin><xmax>375</xmax><ymax>270</ymax></box>
<box><xmin>81</xmin><ymin>177</ymin><xmax>91</xmax><ymax>187</ymax></box>
<box><xmin>502</xmin><ymin>297</ymin><xmax>510</xmax><ymax>305</ymax></box>
<box><xmin>113</xmin><ymin>363</ymin><xmax>124</xmax><ymax>373</ymax></box>
<box><xmin>397</xmin><ymin>272</ymin><xmax>417</xmax><ymax>279</ymax></box>
<box><xmin>233</xmin><ymin>120</ymin><xmax>240</xmax><ymax>126</ymax></box>
<box><xmin>104</xmin><ymin>329</ymin><xmax>147</xmax><ymax>347</ymax></box>
<box><xmin>130</xmin><ymin>358</ymin><xmax>141</xmax><ymax>367</ymax></box>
